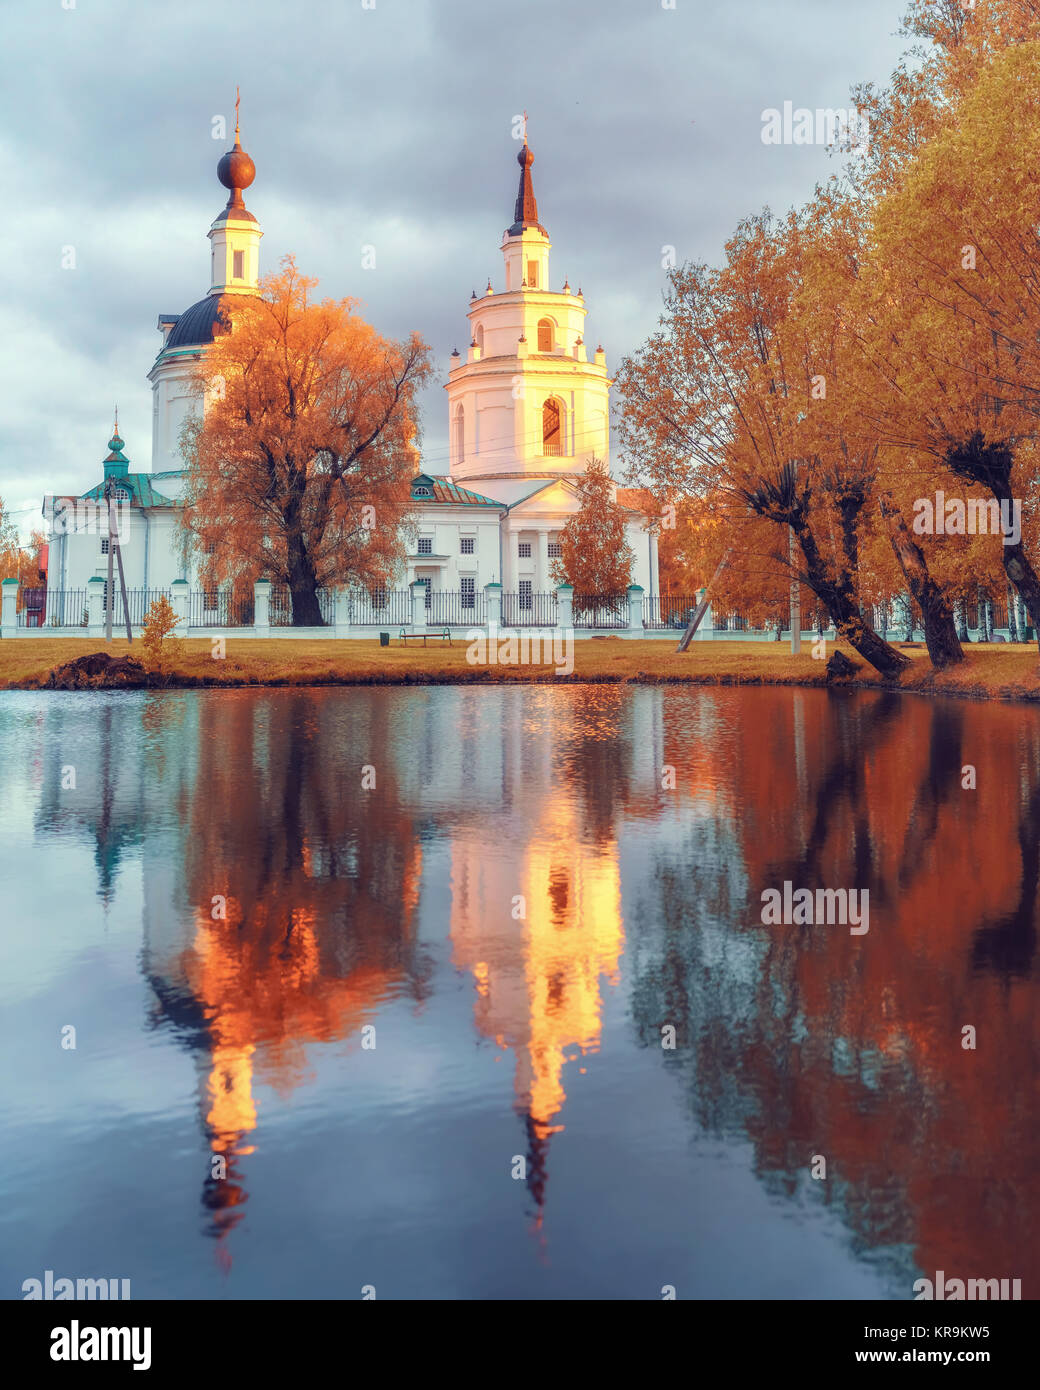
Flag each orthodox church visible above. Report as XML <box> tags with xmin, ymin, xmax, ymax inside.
<box><xmin>43</xmin><ymin>117</ymin><xmax>659</xmax><ymax>606</ymax></box>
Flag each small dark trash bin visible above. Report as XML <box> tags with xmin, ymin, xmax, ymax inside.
<box><xmin>379</xmin><ymin>632</ymin><xmax>390</xmax><ymax>647</ymax></box>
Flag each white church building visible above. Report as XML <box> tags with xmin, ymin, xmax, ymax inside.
<box><xmin>38</xmin><ymin>119</ymin><xmax>659</xmax><ymax>626</ymax></box>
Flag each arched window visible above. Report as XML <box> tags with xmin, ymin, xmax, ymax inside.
<box><xmin>475</xmin><ymin>323</ymin><xmax>484</xmax><ymax>354</ymax></box>
<box><xmin>542</xmin><ymin>397</ymin><xmax>564</xmax><ymax>456</ymax></box>
<box><xmin>537</xmin><ymin>319</ymin><xmax>554</xmax><ymax>353</ymax></box>
<box><xmin>454</xmin><ymin>405</ymin><xmax>465</xmax><ymax>465</ymax></box>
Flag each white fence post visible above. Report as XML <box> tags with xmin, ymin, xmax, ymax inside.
<box><xmin>169</xmin><ymin>579</ymin><xmax>190</xmax><ymax>633</ymax></box>
<box><xmin>253</xmin><ymin>579</ymin><xmax>270</xmax><ymax>634</ymax></box>
<box><xmin>556</xmin><ymin>583</ymin><xmax>573</xmax><ymax>630</ymax></box>
<box><xmin>87</xmin><ymin>576</ymin><xmax>106</xmax><ymax>637</ymax></box>
<box><xmin>484</xmin><ymin>582</ymin><xmax>502</xmax><ymax>629</ymax></box>
<box><xmin>410</xmin><ymin>581</ymin><xmax>427</xmax><ymax>631</ymax></box>
<box><xmin>627</xmin><ymin>584</ymin><xmax>644</xmax><ymax>632</ymax></box>
<box><xmin>0</xmin><ymin>578</ymin><xmax>18</xmax><ymax>635</ymax></box>
<box><xmin>333</xmin><ymin>587</ymin><xmax>351</xmax><ymax>638</ymax></box>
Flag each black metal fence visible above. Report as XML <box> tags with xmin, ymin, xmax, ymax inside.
<box><xmin>188</xmin><ymin>590</ymin><xmax>254</xmax><ymax>627</ymax></box>
<box><xmin>427</xmin><ymin>589</ymin><xmax>488</xmax><ymax>626</ymax></box>
<box><xmin>572</xmin><ymin>594</ymin><xmax>628</xmax><ymax>629</ymax></box>
<box><xmin>268</xmin><ymin>586</ymin><xmax>293</xmax><ymax>627</ymax></box>
<box><xmin>642</xmin><ymin>595</ymin><xmax>700</xmax><ymax>629</ymax></box>
<box><xmin>17</xmin><ymin>588</ymin><xmax>88</xmax><ymax>627</ymax></box>
<box><xmin>502</xmin><ymin>591</ymin><xmax>559</xmax><ymax>626</ymax></box>
<box><xmin>348</xmin><ymin>590</ymin><xmax>412</xmax><ymax>626</ymax></box>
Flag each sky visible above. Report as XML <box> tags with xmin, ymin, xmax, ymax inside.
<box><xmin>0</xmin><ymin>0</ymin><xmax>910</xmax><ymax>540</ymax></box>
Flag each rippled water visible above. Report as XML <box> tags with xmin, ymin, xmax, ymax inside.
<box><xmin>0</xmin><ymin>685</ymin><xmax>1036</xmax><ymax>1299</ymax></box>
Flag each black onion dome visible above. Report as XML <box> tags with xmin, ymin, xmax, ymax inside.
<box><xmin>163</xmin><ymin>296</ymin><xmax>234</xmax><ymax>351</ymax></box>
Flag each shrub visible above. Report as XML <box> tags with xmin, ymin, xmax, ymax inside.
<box><xmin>141</xmin><ymin>595</ymin><xmax>183</xmax><ymax>672</ymax></box>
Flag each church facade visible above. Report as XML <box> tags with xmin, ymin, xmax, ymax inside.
<box><xmin>42</xmin><ymin>122</ymin><xmax>658</xmax><ymax>613</ymax></box>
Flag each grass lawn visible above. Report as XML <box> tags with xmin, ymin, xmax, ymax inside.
<box><xmin>1</xmin><ymin>634</ymin><xmax>1039</xmax><ymax>702</ymax></box>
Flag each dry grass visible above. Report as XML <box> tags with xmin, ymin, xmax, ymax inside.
<box><xmin>2</xmin><ymin>634</ymin><xmax>1039</xmax><ymax>702</ymax></box>
<box><xmin>0</xmin><ymin>639</ymin><xmax>1034</xmax><ymax>706</ymax></box>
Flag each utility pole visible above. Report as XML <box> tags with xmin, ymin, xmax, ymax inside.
<box><xmin>105</xmin><ymin>479</ymin><xmax>115</xmax><ymax>644</ymax></box>
<box><xmin>677</xmin><ymin>547</ymin><xmax>732</xmax><ymax>653</ymax></box>
<box><xmin>104</xmin><ymin>478</ymin><xmax>133</xmax><ymax>645</ymax></box>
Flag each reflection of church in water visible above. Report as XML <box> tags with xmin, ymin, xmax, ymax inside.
<box><xmin>36</xmin><ymin>687</ymin><xmax>666</xmax><ymax>1256</ymax></box>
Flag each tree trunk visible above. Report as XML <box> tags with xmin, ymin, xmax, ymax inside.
<box><xmin>878</xmin><ymin>495</ymin><xmax>963</xmax><ymax>669</ymax></box>
<box><xmin>946</xmin><ymin>433</ymin><xmax>1040</xmax><ymax>652</ymax></box>
<box><xmin>790</xmin><ymin>513</ymin><xmax>911</xmax><ymax>677</ymax></box>
<box><xmin>285</xmin><ymin>527</ymin><xmax>324</xmax><ymax>626</ymax></box>
<box><xmin>1008</xmin><ymin>585</ymin><xmax>1020</xmax><ymax>643</ymax></box>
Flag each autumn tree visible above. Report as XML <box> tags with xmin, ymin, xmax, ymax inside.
<box><xmin>0</xmin><ymin>498</ymin><xmax>22</xmax><ymax>579</ymax></box>
<box><xmin>858</xmin><ymin>41</ymin><xmax>1040</xmax><ymax>649</ymax></box>
<box><xmin>182</xmin><ymin>258</ymin><xmax>432</xmax><ymax>626</ymax></box>
<box><xmin>616</xmin><ymin>209</ymin><xmax>912</xmax><ymax>676</ymax></box>
<box><xmin>141</xmin><ymin>595</ymin><xmax>184</xmax><ymax>674</ymax></box>
<box><xmin>550</xmin><ymin>457</ymin><xmax>634</xmax><ymax>611</ymax></box>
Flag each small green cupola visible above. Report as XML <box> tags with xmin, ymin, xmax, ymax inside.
<box><xmin>103</xmin><ymin>410</ymin><xmax>130</xmax><ymax>481</ymax></box>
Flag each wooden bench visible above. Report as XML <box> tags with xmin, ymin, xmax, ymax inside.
<box><xmin>398</xmin><ymin>627</ymin><xmax>452</xmax><ymax>646</ymax></box>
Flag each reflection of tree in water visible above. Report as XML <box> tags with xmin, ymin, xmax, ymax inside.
<box><xmin>628</xmin><ymin>689</ymin><xmax>1040</xmax><ymax>1296</ymax></box>
<box><xmin>143</xmin><ymin>691</ymin><xmax>431</xmax><ymax>1262</ymax></box>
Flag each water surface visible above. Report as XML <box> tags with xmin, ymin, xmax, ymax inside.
<box><xmin>0</xmin><ymin>685</ymin><xmax>1036</xmax><ymax>1299</ymax></box>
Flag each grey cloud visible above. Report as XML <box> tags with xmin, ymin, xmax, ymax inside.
<box><xmin>0</xmin><ymin>0</ymin><xmax>906</xmax><ymax>533</ymax></box>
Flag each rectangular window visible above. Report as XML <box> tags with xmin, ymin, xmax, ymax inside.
<box><xmin>460</xmin><ymin>536</ymin><xmax>475</xmax><ymax>555</ymax></box>
<box><xmin>233</xmin><ymin>250</ymin><xmax>245</xmax><ymax>280</ymax></box>
<box><xmin>417</xmin><ymin>537</ymin><xmax>433</xmax><ymax>555</ymax></box>
<box><xmin>547</xmin><ymin>541</ymin><xmax>562</xmax><ymax>558</ymax></box>
<box><xmin>461</xmin><ymin>577</ymin><xmax>476</xmax><ymax>609</ymax></box>
<box><xmin>527</xmin><ymin>260</ymin><xmax>538</xmax><ymax>288</ymax></box>
<box><xmin>100</xmin><ymin>537</ymin><xmax>110</xmax><ymax>555</ymax></box>
<box><xmin>371</xmin><ymin>587</ymin><xmax>388</xmax><ymax>609</ymax></box>
<box><xmin>419</xmin><ymin>578</ymin><xmax>432</xmax><ymax>609</ymax></box>
<box><xmin>519</xmin><ymin>580</ymin><xmax>533</xmax><ymax>610</ymax></box>
<box><xmin>203</xmin><ymin>587</ymin><xmax>219</xmax><ymax>609</ymax></box>
<box><xmin>518</xmin><ymin>542</ymin><xmax>532</xmax><ymax>558</ymax></box>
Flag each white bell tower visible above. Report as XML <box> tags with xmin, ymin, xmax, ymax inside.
<box><xmin>445</xmin><ymin>131</ymin><xmax>611</xmax><ymax>486</ymax></box>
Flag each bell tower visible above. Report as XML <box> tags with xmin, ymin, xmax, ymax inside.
<box><xmin>445</xmin><ymin>128</ymin><xmax>611</xmax><ymax>485</ymax></box>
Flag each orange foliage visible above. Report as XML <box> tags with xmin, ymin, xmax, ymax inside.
<box><xmin>182</xmin><ymin>257</ymin><xmax>432</xmax><ymax>625</ymax></box>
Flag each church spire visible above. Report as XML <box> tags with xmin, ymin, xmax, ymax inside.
<box><xmin>208</xmin><ymin>90</ymin><xmax>262</xmax><ymax>296</ymax></box>
<box><xmin>509</xmin><ymin>117</ymin><xmax>546</xmax><ymax>236</ymax></box>
<box><xmin>216</xmin><ymin>88</ymin><xmax>257</xmax><ymax>220</ymax></box>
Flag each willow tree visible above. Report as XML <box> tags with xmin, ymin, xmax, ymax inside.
<box><xmin>858</xmin><ymin>41</ymin><xmax>1040</xmax><ymax>649</ymax></box>
<box><xmin>182</xmin><ymin>258</ymin><xmax>432</xmax><ymax>625</ymax></box>
<box><xmin>616</xmin><ymin>206</ymin><xmax>911</xmax><ymax>676</ymax></box>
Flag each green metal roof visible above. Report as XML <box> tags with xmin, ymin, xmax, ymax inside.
<box><xmin>80</xmin><ymin>474</ymin><xmax>179</xmax><ymax>508</ymax></box>
<box><xmin>411</xmin><ymin>474</ymin><xmax>504</xmax><ymax>507</ymax></box>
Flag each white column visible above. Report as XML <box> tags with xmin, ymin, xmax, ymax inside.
<box><xmin>537</xmin><ymin>529</ymin><xmax>549</xmax><ymax>593</ymax></box>
<box><xmin>510</xmin><ymin>529</ymin><xmax>521</xmax><ymax>593</ymax></box>
<box><xmin>411</xmin><ymin>580</ymin><xmax>427</xmax><ymax>630</ymax></box>
<box><xmin>485</xmin><ymin>582</ymin><xmax>502</xmax><ymax>629</ymax></box>
<box><xmin>627</xmin><ymin>585</ymin><xmax>644</xmax><ymax>632</ymax></box>
<box><xmin>87</xmin><ymin>576</ymin><xmax>106</xmax><ymax>636</ymax></box>
<box><xmin>253</xmin><ymin>579</ymin><xmax>270</xmax><ymax>633</ymax></box>
<box><xmin>334</xmin><ymin>586</ymin><xmax>351</xmax><ymax>637</ymax></box>
<box><xmin>556</xmin><ymin>584</ymin><xmax>573</xmax><ymax>630</ymax></box>
<box><xmin>650</xmin><ymin>531</ymin><xmax>660</xmax><ymax>596</ymax></box>
<box><xmin>0</xmin><ymin>578</ymin><xmax>18</xmax><ymax>634</ymax></box>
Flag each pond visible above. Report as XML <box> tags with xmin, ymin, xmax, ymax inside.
<box><xmin>0</xmin><ymin>685</ymin><xmax>1036</xmax><ymax>1299</ymax></box>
